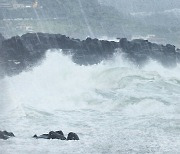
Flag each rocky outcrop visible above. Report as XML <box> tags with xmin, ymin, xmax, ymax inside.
<box><xmin>33</xmin><ymin>131</ymin><xmax>66</xmax><ymax>140</ymax></box>
<box><xmin>33</xmin><ymin>130</ymin><xmax>79</xmax><ymax>140</ymax></box>
<box><xmin>0</xmin><ymin>130</ymin><xmax>79</xmax><ymax>140</ymax></box>
<box><xmin>0</xmin><ymin>33</ymin><xmax>179</xmax><ymax>77</ymax></box>
<box><xmin>0</xmin><ymin>131</ymin><xmax>15</xmax><ymax>140</ymax></box>
<box><xmin>119</xmin><ymin>38</ymin><xmax>178</xmax><ymax>67</ymax></box>
<box><xmin>67</xmin><ymin>132</ymin><xmax>80</xmax><ymax>140</ymax></box>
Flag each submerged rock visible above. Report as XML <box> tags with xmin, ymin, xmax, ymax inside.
<box><xmin>33</xmin><ymin>130</ymin><xmax>79</xmax><ymax>140</ymax></box>
<box><xmin>48</xmin><ymin>131</ymin><xmax>66</xmax><ymax>140</ymax></box>
<box><xmin>33</xmin><ymin>130</ymin><xmax>66</xmax><ymax>140</ymax></box>
<box><xmin>0</xmin><ymin>131</ymin><xmax>15</xmax><ymax>140</ymax></box>
<box><xmin>67</xmin><ymin>132</ymin><xmax>80</xmax><ymax>140</ymax></box>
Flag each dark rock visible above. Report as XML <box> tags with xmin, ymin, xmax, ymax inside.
<box><xmin>0</xmin><ymin>32</ymin><xmax>179</xmax><ymax>77</ymax></box>
<box><xmin>48</xmin><ymin>131</ymin><xmax>66</xmax><ymax>140</ymax></box>
<box><xmin>33</xmin><ymin>134</ymin><xmax>38</xmax><ymax>138</ymax></box>
<box><xmin>0</xmin><ymin>131</ymin><xmax>15</xmax><ymax>140</ymax></box>
<box><xmin>119</xmin><ymin>38</ymin><xmax>179</xmax><ymax>67</ymax></box>
<box><xmin>33</xmin><ymin>130</ymin><xmax>79</xmax><ymax>140</ymax></box>
<box><xmin>55</xmin><ymin>130</ymin><xmax>64</xmax><ymax>136</ymax></box>
<box><xmin>3</xmin><ymin>131</ymin><xmax>15</xmax><ymax>137</ymax></box>
<box><xmin>33</xmin><ymin>134</ymin><xmax>49</xmax><ymax>139</ymax></box>
<box><xmin>33</xmin><ymin>130</ymin><xmax>66</xmax><ymax>140</ymax></box>
<box><xmin>67</xmin><ymin>132</ymin><xmax>79</xmax><ymax>140</ymax></box>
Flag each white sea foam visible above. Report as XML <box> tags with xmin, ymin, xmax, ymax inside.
<box><xmin>1</xmin><ymin>50</ymin><xmax>180</xmax><ymax>112</ymax></box>
<box><xmin>0</xmin><ymin>50</ymin><xmax>180</xmax><ymax>153</ymax></box>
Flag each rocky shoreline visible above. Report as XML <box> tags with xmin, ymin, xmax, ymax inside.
<box><xmin>0</xmin><ymin>33</ymin><xmax>179</xmax><ymax>77</ymax></box>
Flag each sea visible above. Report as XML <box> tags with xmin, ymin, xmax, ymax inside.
<box><xmin>0</xmin><ymin>50</ymin><xmax>180</xmax><ymax>153</ymax></box>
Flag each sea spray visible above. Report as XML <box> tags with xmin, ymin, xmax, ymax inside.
<box><xmin>0</xmin><ymin>50</ymin><xmax>180</xmax><ymax>153</ymax></box>
<box><xmin>2</xmin><ymin>50</ymin><xmax>180</xmax><ymax>113</ymax></box>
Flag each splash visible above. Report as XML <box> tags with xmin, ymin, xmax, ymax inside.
<box><xmin>1</xmin><ymin>50</ymin><xmax>180</xmax><ymax>115</ymax></box>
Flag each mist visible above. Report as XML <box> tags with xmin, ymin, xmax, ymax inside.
<box><xmin>0</xmin><ymin>1</ymin><xmax>180</xmax><ymax>153</ymax></box>
<box><xmin>0</xmin><ymin>0</ymin><xmax>179</xmax><ymax>46</ymax></box>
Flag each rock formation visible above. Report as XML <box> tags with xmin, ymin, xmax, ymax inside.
<box><xmin>0</xmin><ymin>131</ymin><xmax>15</xmax><ymax>140</ymax></box>
<box><xmin>0</xmin><ymin>33</ymin><xmax>179</xmax><ymax>77</ymax></box>
<box><xmin>33</xmin><ymin>130</ymin><xmax>79</xmax><ymax>140</ymax></box>
<box><xmin>67</xmin><ymin>132</ymin><xmax>80</xmax><ymax>140</ymax></box>
<box><xmin>33</xmin><ymin>131</ymin><xmax>66</xmax><ymax>140</ymax></box>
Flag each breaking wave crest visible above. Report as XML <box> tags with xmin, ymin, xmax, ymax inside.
<box><xmin>1</xmin><ymin>50</ymin><xmax>180</xmax><ymax>116</ymax></box>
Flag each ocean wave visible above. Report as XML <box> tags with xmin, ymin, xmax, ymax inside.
<box><xmin>0</xmin><ymin>50</ymin><xmax>179</xmax><ymax>115</ymax></box>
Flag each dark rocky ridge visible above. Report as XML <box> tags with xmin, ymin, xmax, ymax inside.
<box><xmin>0</xmin><ymin>33</ymin><xmax>179</xmax><ymax>77</ymax></box>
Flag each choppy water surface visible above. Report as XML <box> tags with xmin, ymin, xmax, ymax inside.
<box><xmin>0</xmin><ymin>51</ymin><xmax>180</xmax><ymax>154</ymax></box>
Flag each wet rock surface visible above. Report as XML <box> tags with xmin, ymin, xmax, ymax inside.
<box><xmin>0</xmin><ymin>33</ymin><xmax>179</xmax><ymax>77</ymax></box>
<box><xmin>67</xmin><ymin>132</ymin><xmax>80</xmax><ymax>140</ymax></box>
<box><xmin>0</xmin><ymin>131</ymin><xmax>15</xmax><ymax>140</ymax></box>
<box><xmin>33</xmin><ymin>131</ymin><xmax>79</xmax><ymax>140</ymax></box>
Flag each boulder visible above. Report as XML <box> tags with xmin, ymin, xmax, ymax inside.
<box><xmin>48</xmin><ymin>131</ymin><xmax>66</xmax><ymax>140</ymax></box>
<box><xmin>0</xmin><ymin>131</ymin><xmax>15</xmax><ymax>140</ymax></box>
<box><xmin>67</xmin><ymin>132</ymin><xmax>80</xmax><ymax>140</ymax></box>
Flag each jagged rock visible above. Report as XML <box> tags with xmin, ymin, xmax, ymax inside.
<box><xmin>48</xmin><ymin>131</ymin><xmax>66</xmax><ymax>140</ymax></box>
<box><xmin>0</xmin><ymin>32</ymin><xmax>180</xmax><ymax>77</ymax></box>
<box><xmin>33</xmin><ymin>130</ymin><xmax>79</xmax><ymax>140</ymax></box>
<box><xmin>119</xmin><ymin>38</ymin><xmax>178</xmax><ymax>67</ymax></box>
<box><xmin>67</xmin><ymin>132</ymin><xmax>80</xmax><ymax>140</ymax></box>
<box><xmin>0</xmin><ymin>131</ymin><xmax>15</xmax><ymax>140</ymax></box>
<box><xmin>33</xmin><ymin>130</ymin><xmax>66</xmax><ymax>140</ymax></box>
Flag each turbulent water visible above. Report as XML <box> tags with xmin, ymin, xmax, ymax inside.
<box><xmin>0</xmin><ymin>50</ymin><xmax>180</xmax><ymax>154</ymax></box>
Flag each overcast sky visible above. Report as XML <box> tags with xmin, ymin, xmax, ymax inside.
<box><xmin>98</xmin><ymin>0</ymin><xmax>180</xmax><ymax>12</ymax></box>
